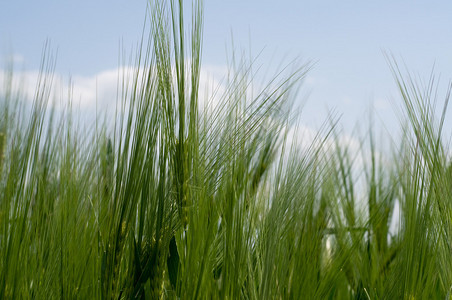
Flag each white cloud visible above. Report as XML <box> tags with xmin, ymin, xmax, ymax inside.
<box><xmin>342</xmin><ymin>96</ymin><xmax>353</xmax><ymax>105</ymax></box>
<box><xmin>373</xmin><ymin>97</ymin><xmax>390</xmax><ymax>111</ymax></box>
<box><xmin>303</xmin><ymin>75</ymin><xmax>326</xmax><ymax>88</ymax></box>
<box><xmin>1</xmin><ymin>54</ymin><xmax>25</xmax><ymax>65</ymax></box>
<box><xmin>0</xmin><ymin>66</ymin><xmax>142</xmax><ymax>113</ymax></box>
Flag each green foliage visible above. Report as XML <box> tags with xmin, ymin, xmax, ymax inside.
<box><xmin>1</xmin><ymin>1</ymin><xmax>452</xmax><ymax>299</ymax></box>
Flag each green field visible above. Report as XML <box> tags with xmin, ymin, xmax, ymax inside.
<box><xmin>1</xmin><ymin>1</ymin><xmax>452</xmax><ymax>299</ymax></box>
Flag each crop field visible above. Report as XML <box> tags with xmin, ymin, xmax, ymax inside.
<box><xmin>1</xmin><ymin>1</ymin><xmax>452</xmax><ymax>299</ymax></box>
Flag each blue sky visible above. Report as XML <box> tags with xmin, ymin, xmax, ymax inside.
<box><xmin>1</xmin><ymin>1</ymin><xmax>452</xmax><ymax>137</ymax></box>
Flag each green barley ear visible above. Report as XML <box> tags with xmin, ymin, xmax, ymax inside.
<box><xmin>174</xmin><ymin>138</ymin><xmax>188</xmax><ymax>228</ymax></box>
<box><xmin>150</xmin><ymin>249</ymin><xmax>166</xmax><ymax>299</ymax></box>
<box><xmin>110</xmin><ymin>220</ymin><xmax>127</xmax><ymax>297</ymax></box>
<box><xmin>148</xmin><ymin>237</ymin><xmax>167</xmax><ymax>299</ymax></box>
<box><xmin>100</xmin><ymin>137</ymin><xmax>114</xmax><ymax>199</ymax></box>
<box><xmin>0</xmin><ymin>132</ymin><xmax>4</xmax><ymax>174</ymax></box>
<box><xmin>251</xmin><ymin>137</ymin><xmax>273</xmax><ymax>192</ymax></box>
